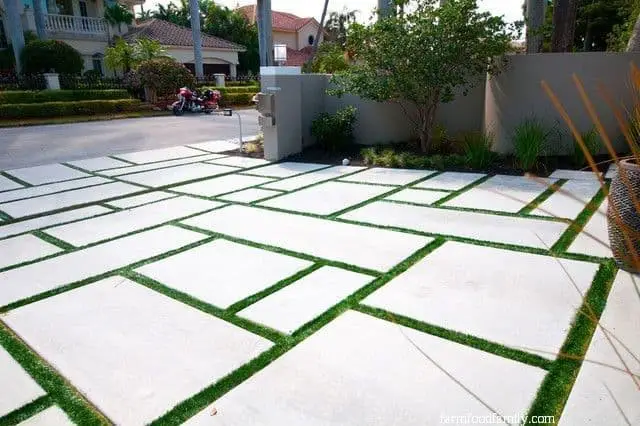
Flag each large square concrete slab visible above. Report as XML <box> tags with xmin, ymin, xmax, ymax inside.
<box><xmin>341</xmin><ymin>201</ymin><xmax>567</xmax><ymax>249</ymax></box>
<box><xmin>0</xmin><ymin>206</ymin><xmax>111</xmax><ymax>240</ymax></box>
<box><xmin>185</xmin><ymin>310</ymin><xmax>545</xmax><ymax>426</ymax></box>
<box><xmin>183</xmin><ymin>205</ymin><xmax>431</xmax><ymax>272</ymax></box>
<box><xmin>414</xmin><ymin>172</ymin><xmax>486</xmax><ymax>191</ymax></box>
<box><xmin>206</xmin><ymin>156</ymin><xmax>271</xmax><ymax>168</ymax></box>
<box><xmin>238</xmin><ymin>266</ymin><xmax>373</xmax><ymax>334</ymax></box>
<box><xmin>0</xmin><ymin>175</ymin><xmax>22</xmax><ymax>192</ymax></box>
<box><xmin>0</xmin><ymin>234</ymin><xmax>62</xmax><ymax>269</ymax></box>
<box><xmin>3</xmin><ymin>276</ymin><xmax>272</xmax><ymax>425</ymax></box>
<box><xmin>0</xmin><ymin>176</ymin><xmax>111</xmax><ymax>204</ymax></box>
<box><xmin>218</xmin><ymin>188</ymin><xmax>282</xmax><ymax>203</ymax></box>
<box><xmin>567</xmin><ymin>200</ymin><xmax>612</xmax><ymax>258</ymax></box>
<box><xmin>363</xmin><ymin>241</ymin><xmax>599</xmax><ymax>359</ymax></box>
<box><xmin>549</xmin><ymin>169</ymin><xmax>601</xmax><ymax>181</ymax></box>
<box><xmin>385</xmin><ymin>188</ymin><xmax>449</xmax><ymax>205</ymax></box>
<box><xmin>105</xmin><ymin>191</ymin><xmax>176</xmax><ymax>209</ymax></box>
<box><xmin>533</xmin><ymin>180</ymin><xmax>601</xmax><ymax>220</ymax></box>
<box><xmin>340</xmin><ymin>167</ymin><xmax>435</xmax><ymax>186</ymax></box>
<box><xmin>0</xmin><ymin>346</ymin><xmax>45</xmax><ymax>417</ymax></box>
<box><xmin>67</xmin><ymin>157</ymin><xmax>130</xmax><ymax>172</ymax></box>
<box><xmin>445</xmin><ymin>175</ymin><xmax>555</xmax><ymax>213</ymax></box>
<box><xmin>19</xmin><ymin>406</ymin><xmax>73</xmax><ymax>425</ymax></box>
<box><xmin>559</xmin><ymin>271</ymin><xmax>640</xmax><ymax>425</ymax></box>
<box><xmin>136</xmin><ymin>239</ymin><xmax>312</xmax><ymax>308</ymax></box>
<box><xmin>0</xmin><ymin>226</ymin><xmax>206</xmax><ymax>307</ymax></box>
<box><xmin>259</xmin><ymin>181</ymin><xmax>392</xmax><ymax>215</ymax></box>
<box><xmin>99</xmin><ymin>153</ymin><xmax>227</xmax><ymax>177</ymax></box>
<box><xmin>113</xmin><ymin>146</ymin><xmax>205</xmax><ymax>164</ymax></box>
<box><xmin>261</xmin><ymin>166</ymin><xmax>365</xmax><ymax>191</ymax></box>
<box><xmin>188</xmin><ymin>139</ymin><xmax>241</xmax><ymax>153</ymax></box>
<box><xmin>242</xmin><ymin>162</ymin><xmax>328</xmax><ymax>178</ymax></box>
<box><xmin>172</xmin><ymin>174</ymin><xmax>273</xmax><ymax>198</ymax></box>
<box><xmin>44</xmin><ymin>197</ymin><xmax>222</xmax><ymax>246</ymax></box>
<box><xmin>118</xmin><ymin>163</ymin><xmax>239</xmax><ymax>188</ymax></box>
<box><xmin>0</xmin><ymin>182</ymin><xmax>144</xmax><ymax>218</ymax></box>
<box><xmin>5</xmin><ymin>164</ymin><xmax>89</xmax><ymax>186</ymax></box>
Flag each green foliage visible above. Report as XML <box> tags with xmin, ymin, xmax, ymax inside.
<box><xmin>20</xmin><ymin>40</ymin><xmax>83</xmax><ymax>75</ymax></box>
<box><xmin>361</xmin><ymin>146</ymin><xmax>467</xmax><ymax>170</ymax></box>
<box><xmin>0</xmin><ymin>90</ymin><xmax>131</xmax><ymax>105</ymax></box>
<box><xmin>324</xmin><ymin>8</ymin><xmax>358</xmax><ymax>48</ymax></box>
<box><xmin>513</xmin><ymin>118</ymin><xmax>551</xmax><ymax>171</ymax></box>
<box><xmin>136</xmin><ymin>58</ymin><xmax>195</xmax><ymax>96</ymax></box>
<box><xmin>0</xmin><ymin>32</ymin><xmax>37</xmax><ymax>71</ymax></box>
<box><xmin>331</xmin><ymin>0</ymin><xmax>513</xmax><ymax>152</ymax></box>
<box><xmin>310</xmin><ymin>43</ymin><xmax>349</xmax><ymax>74</ymax></box>
<box><xmin>226</xmin><ymin>80</ymin><xmax>259</xmax><ymax>87</ymax></box>
<box><xmin>105</xmin><ymin>38</ymin><xmax>137</xmax><ymax>73</ymax></box>
<box><xmin>219</xmin><ymin>92</ymin><xmax>256</xmax><ymax>107</ymax></box>
<box><xmin>104</xmin><ymin>3</ymin><xmax>134</xmax><ymax>26</ymax></box>
<box><xmin>153</xmin><ymin>0</ymin><xmax>190</xmax><ymax>27</ymax></box>
<box><xmin>134</xmin><ymin>38</ymin><xmax>168</xmax><ymax>61</ymax></box>
<box><xmin>572</xmin><ymin>128</ymin><xmax>602</xmax><ymax>167</ymax></box>
<box><xmin>462</xmin><ymin>131</ymin><xmax>496</xmax><ymax>169</ymax></box>
<box><xmin>311</xmin><ymin>106</ymin><xmax>358</xmax><ymax>151</ymax></box>
<box><xmin>0</xmin><ymin>99</ymin><xmax>142</xmax><ymax>119</ymax></box>
<box><xmin>199</xmin><ymin>86</ymin><xmax>259</xmax><ymax>95</ymax></box>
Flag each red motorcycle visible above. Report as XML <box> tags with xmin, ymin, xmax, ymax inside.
<box><xmin>172</xmin><ymin>87</ymin><xmax>221</xmax><ymax>116</ymax></box>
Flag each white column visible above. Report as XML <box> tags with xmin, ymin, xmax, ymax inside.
<box><xmin>4</xmin><ymin>0</ymin><xmax>25</xmax><ymax>73</ymax></box>
<box><xmin>230</xmin><ymin>63</ymin><xmax>237</xmax><ymax>78</ymax></box>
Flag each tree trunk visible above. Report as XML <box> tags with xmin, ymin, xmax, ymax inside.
<box><xmin>551</xmin><ymin>0</ymin><xmax>579</xmax><ymax>52</ymax></box>
<box><xmin>526</xmin><ymin>0</ymin><xmax>545</xmax><ymax>53</ymax></box>
<box><xmin>583</xmin><ymin>24</ymin><xmax>593</xmax><ymax>51</ymax></box>
<box><xmin>418</xmin><ymin>103</ymin><xmax>438</xmax><ymax>153</ymax></box>
<box><xmin>627</xmin><ymin>12</ymin><xmax>640</xmax><ymax>52</ymax></box>
<box><xmin>308</xmin><ymin>0</ymin><xmax>329</xmax><ymax>65</ymax></box>
<box><xmin>256</xmin><ymin>0</ymin><xmax>274</xmax><ymax>67</ymax></box>
<box><xmin>188</xmin><ymin>0</ymin><xmax>203</xmax><ymax>78</ymax></box>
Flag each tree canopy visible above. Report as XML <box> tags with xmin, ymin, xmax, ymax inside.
<box><xmin>332</xmin><ymin>0</ymin><xmax>513</xmax><ymax>153</ymax></box>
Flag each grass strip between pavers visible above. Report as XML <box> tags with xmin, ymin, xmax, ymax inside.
<box><xmin>525</xmin><ymin>260</ymin><xmax>618</xmax><ymax>425</ymax></box>
<box><xmin>0</xmin><ymin>172</ymin><xmax>32</xmax><ymax>188</ymax></box>
<box><xmin>518</xmin><ymin>179</ymin><xmax>567</xmax><ymax>216</ymax></box>
<box><xmin>551</xmin><ymin>188</ymin><xmax>607</xmax><ymax>255</ymax></box>
<box><xmin>0</xmin><ymin>323</ymin><xmax>109</xmax><ymax>425</ymax></box>
<box><xmin>0</xmin><ymin>395</ymin><xmax>52</xmax><ymax>426</ymax></box>
<box><xmin>354</xmin><ymin>304</ymin><xmax>553</xmax><ymax>371</ymax></box>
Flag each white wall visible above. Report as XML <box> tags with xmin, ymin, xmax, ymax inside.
<box><xmin>165</xmin><ymin>47</ymin><xmax>240</xmax><ymax>65</ymax></box>
<box><xmin>297</xmin><ymin>21</ymin><xmax>322</xmax><ymax>50</ymax></box>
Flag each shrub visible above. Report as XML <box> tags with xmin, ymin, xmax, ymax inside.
<box><xmin>136</xmin><ymin>58</ymin><xmax>195</xmax><ymax>97</ymax></box>
<box><xmin>219</xmin><ymin>92</ymin><xmax>256</xmax><ymax>107</ymax></box>
<box><xmin>462</xmin><ymin>131</ymin><xmax>495</xmax><ymax>169</ymax></box>
<box><xmin>572</xmin><ymin>128</ymin><xmax>602</xmax><ymax>168</ymax></box>
<box><xmin>0</xmin><ymin>89</ymin><xmax>131</xmax><ymax>104</ymax></box>
<box><xmin>359</xmin><ymin>146</ymin><xmax>466</xmax><ymax>170</ymax></box>
<box><xmin>226</xmin><ymin>80</ymin><xmax>259</xmax><ymax>87</ymax></box>
<box><xmin>0</xmin><ymin>99</ymin><xmax>142</xmax><ymax>119</ymax></box>
<box><xmin>200</xmin><ymin>86</ymin><xmax>260</xmax><ymax>95</ymax></box>
<box><xmin>513</xmin><ymin>118</ymin><xmax>551</xmax><ymax>171</ymax></box>
<box><xmin>311</xmin><ymin>106</ymin><xmax>357</xmax><ymax>151</ymax></box>
<box><xmin>21</xmin><ymin>40</ymin><xmax>83</xmax><ymax>75</ymax></box>
<box><xmin>310</xmin><ymin>42</ymin><xmax>349</xmax><ymax>74</ymax></box>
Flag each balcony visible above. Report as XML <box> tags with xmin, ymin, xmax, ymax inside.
<box><xmin>44</xmin><ymin>14</ymin><xmax>109</xmax><ymax>41</ymax></box>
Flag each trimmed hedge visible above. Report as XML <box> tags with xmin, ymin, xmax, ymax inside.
<box><xmin>219</xmin><ymin>92</ymin><xmax>257</xmax><ymax>107</ymax></box>
<box><xmin>200</xmin><ymin>86</ymin><xmax>260</xmax><ymax>95</ymax></box>
<box><xmin>226</xmin><ymin>80</ymin><xmax>259</xmax><ymax>87</ymax></box>
<box><xmin>0</xmin><ymin>89</ymin><xmax>131</xmax><ymax>105</ymax></box>
<box><xmin>0</xmin><ymin>99</ymin><xmax>142</xmax><ymax>119</ymax></box>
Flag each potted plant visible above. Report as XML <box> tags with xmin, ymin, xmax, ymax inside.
<box><xmin>607</xmin><ymin>158</ymin><xmax>640</xmax><ymax>272</ymax></box>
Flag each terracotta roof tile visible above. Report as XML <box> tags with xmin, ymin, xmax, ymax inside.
<box><xmin>237</xmin><ymin>5</ymin><xmax>317</xmax><ymax>32</ymax></box>
<box><xmin>125</xmin><ymin>19</ymin><xmax>245</xmax><ymax>51</ymax></box>
<box><xmin>284</xmin><ymin>46</ymin><xmax>313</xmax><ymax>66</ymax></box>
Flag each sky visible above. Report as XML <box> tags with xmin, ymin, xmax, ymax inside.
<box><xmin>142</xmin><ymin>0</ymin><xmax>523</xmax><ymax>24</ymax></box>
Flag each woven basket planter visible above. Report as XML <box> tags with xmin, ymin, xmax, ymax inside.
<box><xmin>607</xmin><ymin>158</ymin><xmax>640</xmax><ymax>272</ymax></box>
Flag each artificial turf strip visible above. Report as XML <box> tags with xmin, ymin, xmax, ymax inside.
<box><xmin>354</xmin><ymin>304</ymin><xmax>554</xmax><ymax>371</ymax></box>
<box><xmin>123</xmin><ymin>270</ymin><xmax>289</xmax><ymax>344</ymax></box>
<box><xmin>0</xmin><ymin>171</ymin><xmax>32</xmax><ymax>188</ymax></box>
<box><xmin>0</xmin><ymin>211</ymin><xmax>11</xmax><ymax>221</ymax></box>
<box><xmin>0</xmin><ymin>395</ymin><xmax>52</xmax><ymax>426</ymax></box>
<box><xmin>518</xmin><ymin>179</ymin><xmax>567</xmax><ymax>216</ymax></box>
<box><xmin>0</xmin><ymin>323</ymin><xmax>109</xmax><ymax>425</ymax></box>
<box><xmin>432</xmin><ymin>174</ymin><xmax>493</xmax><ymax>207</ymax></box>
<box><xmin>32</xmin><ymin>230</ymin><xmax>75</xmax><ymax>251</ymax></box>
<box><xmin>551</xmin><ymin>189</ymin><xmax>607</xmax><ymax>255</ymax></box>
<box><xmin>525</xmin><ymin>260</ymin><xmax>618</xmax><ymax>425</ymax></box>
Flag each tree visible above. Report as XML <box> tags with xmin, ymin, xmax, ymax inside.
<box><xmin>324</xmin><ymin>9</ymin><xmax>358</xmax><ymax>48</ymax></box>
<box><xmin>310</xmin><ymin>42</ymin><xmax>349</xmax><ymax>73</ymax></box>
<box><xmin>104</xmin><ymin>3</ymin><xmax>134</xmax><ymax>33</ymax></box>
<box><xmin>137</xmin><ymin>10</ymin><xmax>153</xmax><ymax>21</ymax></box>
<box><xmin>551</xmin><ymin>0</ymin><xmax>579</xmax><ymax>51</ymax></box>
<box><xmin>105</xmin><ymin>38</ymin><xmax>137</xmax><ymax>73</ymax></box>
<box><xmin>308</xmin><ymin>0</ymin><xmax>330</xmax><ymax>65</ymax></box>
<box><xmin>188</xmin><ymin>0</ymin><xmax>204</xmax><ymax>78</ymax></box>
<box><xmin>525</xmin><ymin>0</ymin><xmax>546</xmax><ymax>53</ymax></box>
<box><xmin>332</xmin><ymin>0</ymin><xmax>512</xmax><ymax>153</ymax></box>
<box><xmin>135</xmin><ymin>38</ymin><xmax>168</xmax><ymax>60</ymax></box>
<box><xmin>153</xmin><ymin>1</ymin><xmax>190</xmax><ymax>27</ymax></box>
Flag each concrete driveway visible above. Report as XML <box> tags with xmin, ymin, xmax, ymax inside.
<box><xmin>0</xmin><ymin>109</ymin><xmax>259</xmax><ymax>170</ymax></box>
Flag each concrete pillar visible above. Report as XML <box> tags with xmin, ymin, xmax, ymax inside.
<box><xmin>260</xmin><ymin>66</ymin><xmax>302</xmax><ymax>161</ymax></box>
<box><xmin>43</xmin><ymin>73</ymin><xmax>61</xmax><ymax>90</ymax></box>
<box><xmin>4</xmin><ymin>0</ymin><xmax>25</xmax><ymax>73</ymax></box>
<box><xmin>214</xmin><ymin>73</ymin><xmax>225</xmax><ymax>87</ymax></box>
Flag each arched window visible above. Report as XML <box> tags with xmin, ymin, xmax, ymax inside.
<box><xmin>308</xmin><ymin>34</ymin><xmax>314</xmax><ymax>46</ymax></box>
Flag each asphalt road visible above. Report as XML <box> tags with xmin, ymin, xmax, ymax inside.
<box><xmin>0</xmin><ymin>109</ymin><xmax>260</xmax><ymax>170</ymax></box>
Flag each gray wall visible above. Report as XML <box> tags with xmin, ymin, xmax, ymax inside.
<box><xmin>485</xmin><ymin>52</ymin><xmax>640</xmax><ymax>154</ymax></box>
<box><xmin>300</xmin><ymin>74</ymin><xmax>328</xmax><ymax>147</ymax></box>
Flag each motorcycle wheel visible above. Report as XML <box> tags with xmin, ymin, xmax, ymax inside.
<box><xmin>172</xmin><ymin>105</ymin><xmax>184</xmax><ymax>116</ymax></box>
<box><xmin>204</xmin><ymin>109</ymin><xmax>212</xmax><ymax>115</ymax></box>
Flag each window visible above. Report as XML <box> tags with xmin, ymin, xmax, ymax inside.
<box><xmin>55</xmin><ymin>0</ymin><xmax>73</xmax><ymax>15</ymax></box>
<box><xmin>79</xmin><ymin>0</ymin><xmax>88</xmax><ymax>17</ymax></box>
<box><xmin>308</xmin><ymin>34</ymin><xmax>314</xmax><ymax>46</ymax></box>
<box><xmin>92</xmin><ymin>53</ymin><xmax>103</xmax><ymax>76</ymax></box>
<box><xmin>0</xmin><ymin>20</ymin><xmax>7</xmax><ymax>49</ymax></box>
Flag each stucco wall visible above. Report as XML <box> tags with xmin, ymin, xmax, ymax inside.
<box><xmin>273</xmin><ymin>31</ymin><xmax>297</xmax><ymax>50</ymax></box>
<box><xmin>297</xmin><ymin>21</ymin><xmax>321</xmax><ymax>51</ymax></box>
<box><xmin>300</xmin><ymin>74</ymin><xmax>328</xmax><ymax>147</ymax></box>
<box><xmin>166</xmin><ymin>47</ymin><xmax>240</xmax><ymax>65</ymax></box>
<box><xmin>485</xmin><ymin>52</ymin><xmax>640</xmax><ymax>154</ymax></box>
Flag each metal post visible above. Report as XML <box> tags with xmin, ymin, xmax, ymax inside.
<box><xmin>237</xmin><ymin>113</ymin><xmax>244</xmax><ymax>153</ymax></box>
<box><xmin>4</xmin><ymin>0</ymin><xmax>25</xmax><ymax>73</ymax></box>
<box><xmin>256</xmin><ymin>0</ymin><xmax>273</xmax><ymax>67</ymax></box>
<box><xmin>189</xmin><ymin>0</ymin><xmax>204</xmax><ymax>78</ymax></box>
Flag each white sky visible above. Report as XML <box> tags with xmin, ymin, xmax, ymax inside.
<box><xmin>142</xmin><ymin>0</ymin><xmax>523</xmax><ymax>24</ymax></box>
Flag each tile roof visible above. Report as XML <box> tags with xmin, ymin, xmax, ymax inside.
<box><xmin>125</xmin><ymin>19</ymin><xmax>246</xmax><ymax>51</ymax></box>
<box><xmin>285</xmin><ymin>46</ymin><xmax>313</xmax><ymax>66</ymax></box>
<box><xmin>237</xmin><ymin>5</ymin><xmax>316</xmax><ymax>32</ymax></box>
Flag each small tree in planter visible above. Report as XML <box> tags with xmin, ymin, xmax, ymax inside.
<box><xmin>331</xmin><ymin>0</ymin><xmax>514</xmax><ymax>153</ymax></box>
<box><xmin>136</xmin><ymin>57</ymin><xmax>196</xmax><ymax>103</ymax></box>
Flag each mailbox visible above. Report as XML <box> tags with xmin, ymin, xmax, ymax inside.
<box><xmin>256</xmin><ymin>92</ymin><xmax>276</xmax><ymax>127</ymax></box>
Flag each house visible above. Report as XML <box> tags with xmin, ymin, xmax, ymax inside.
<box><xmin>0</xmin><ymin>0</ymin><xmax>244</xmax><ymax>77</ymax></box>
<box><xmin>124</xmin><ymin>19</ymin><xmax>245</xmax><ymax>77</ymax></box>
<box><xmin>237</xmin><ymin>4</ymin><xmax>323</xmax><ymax>66</ymax></box>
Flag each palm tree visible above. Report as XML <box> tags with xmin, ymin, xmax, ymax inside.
<box><xmin>135</xmin><ymin>38</ymin><xmax>168</xmax><ymax>60</ymax></box>
<box><xmin>188</xmin><ymin>0</ymin><xmax>203</xmax><ymax>78</ymax></box>
<box><xmin>308</xmin><ymin>0</ymin><xmax>330</xmax><ymax>64</ymax></box>
<box><xmin>137</xmin><ymin>10</ymin><xmax>153</xmax><ymax>22</ymax></box>
<box><xmin>525</xmin><ymin>0</ymin><xmax>546</xmax><ymax>53</ymax></box>
<box><xmin>105</xmin><ymin>38</ymin><xmax>136</xmax><ymax>74</ymax></box>
<box><xmin>551</xmin><ymin>0</ymin><xmax>579</xmax><ymax>51</ymax></box>
<box><xmin>324</xmin><ymin>8</ymin><xmax>358</xmax><ymax>48</ymax></box>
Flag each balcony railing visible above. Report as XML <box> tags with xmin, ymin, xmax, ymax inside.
<box><xmin>44</xmin><ymin>14</ymin><xmax>109</xmax><ymax>38</ymax></box>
